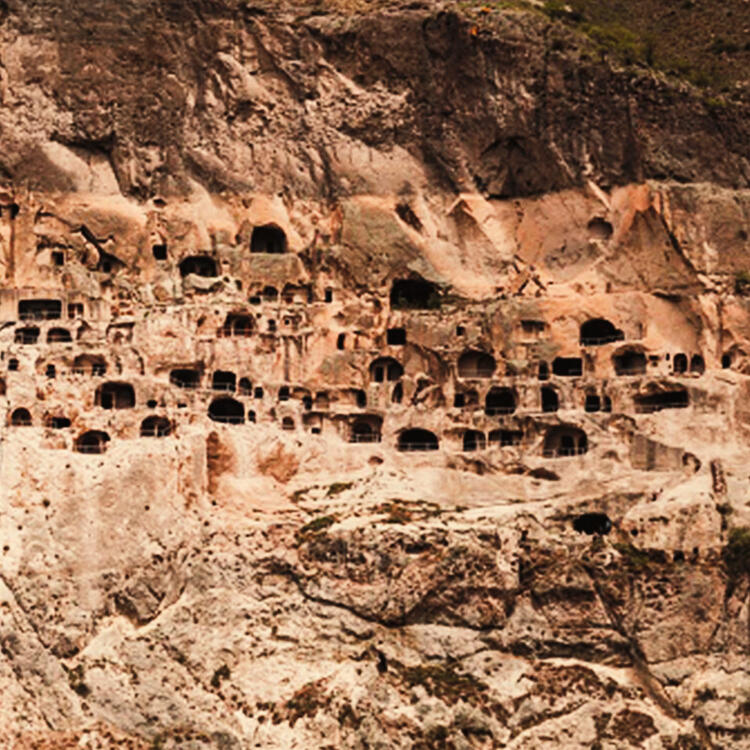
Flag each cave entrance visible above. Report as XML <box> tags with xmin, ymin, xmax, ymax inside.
<box><xmin>96</xmin><ymin>382</ymin><xmax>135</xmax><ymax>409</ymax></box>
<box><xmin>251</xmin><ymin>224</ymin><xmax>286</xmax><ymax>254</ymax></box>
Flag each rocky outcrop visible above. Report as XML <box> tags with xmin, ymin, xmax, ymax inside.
<box><xmin>0</xmin><ymin>1</ymin><xmax>749</xmax><ymax>748</ymax></box>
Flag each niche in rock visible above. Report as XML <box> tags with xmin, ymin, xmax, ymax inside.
<box><xmin>634</xmin><ymin>389</ymin><xmax>689</xmax><ymax>414</ymax></box>
<box><xmin>541</xmin><ymin>387</ymin><xmax>559</xmax><ymax>413</ymax></box>
<box><xmin>387</xmin><ymin>328</ymin><xmax>406</xmax><ymax>346</ymax></box>
<box><xmin>221</xmin><ymin>313</ymin><xmax>254</xmax><ymax>337</ymax></box>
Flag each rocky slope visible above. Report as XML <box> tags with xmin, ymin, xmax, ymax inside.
<box><xmin>0</xmin><ymin>1</ymin><xmax>750</xmax><ymax>747</ymax></box>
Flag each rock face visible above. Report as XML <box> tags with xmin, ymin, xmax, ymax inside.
<box><xmin>0</xmin><ymin>1</ymin><xmax>749</xmax><ymax>747</ymax></box>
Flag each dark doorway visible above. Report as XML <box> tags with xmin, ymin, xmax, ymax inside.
<box><xmin>208</xmin><ymin>397</ymin><xmax>244</xmax><ymax>424</ymax></box>
<box><xmin>398</xmin><ymin>428</ymin><xmax>439</xmax><ymax>451</ymax></box>
<box><xmin>573</xmin><ymin>513</ymin><xmax>612</xmax><ymax>535</ymax></box>
<box><xmin>541</xmin><ymin>387</ymin><xmax>559</xmax><ymax>413</ymax></box>
<box><xmin>75</xmin><ymin>430</ymin><xmax>110</xmax><ymax>454</ymax></box>
<box><xmin>553</xmin><ymin>357</ymin><xmax>583</xmax><ymax>376</ymax></box>
<box><xmin>179</xmin><ymin>256</ymin><xmax>218</xmax><ymax>277</ymax></box>
<box><xmin>580</xmin><ymin>318</ymin><xmax>623</xmax><ymax>346</ymax></box>
<box><xmin>485</xmin><ymin>387</ymin><xmax>516</xmax><ymax>415</ymax></box>
<box><xmin>96</xmin><ymin>382</ymin><xmax>135</xmax><ymax>409</ymax></box>
<box><xmin>251</xmin><ymin>225</ymin><xmax>286</xmax><ymax>254</ymax></box>
<box><xmin>141</xmin><ymin>416</ymin><xmax>172</xmax><ymax>437</ymax></box>
<box><xmin>390</xmin><ymin>279</ymin><xmax>439</xmax><ymax>309</ymax></box>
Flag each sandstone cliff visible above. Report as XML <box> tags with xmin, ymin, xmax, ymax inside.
<box><xmin>1</xmin><ymin>0</ymin><xmax>750</xmax><ymax>747</ymax></box>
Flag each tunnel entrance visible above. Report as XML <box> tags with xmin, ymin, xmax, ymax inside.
<box><xmin>251</xmin><ymin>225</ymin><xmax>286</xmax><ymax>254</ymax></box>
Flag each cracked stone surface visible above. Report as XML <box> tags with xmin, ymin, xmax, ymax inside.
<box><xmin>0</xmin><ymin>0</ymin><xmax>749</xmax><ymax>747</ymax></box>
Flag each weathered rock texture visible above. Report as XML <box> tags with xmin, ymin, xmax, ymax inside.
<box><xmin>0</xmin><ymin>0</ymin><xmax>750</xmax><ymax>747</ymax></box>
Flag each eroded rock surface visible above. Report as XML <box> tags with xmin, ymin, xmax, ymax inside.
<box><xmin>0</xmin><ymin>0</ymin><xmax>749</xmax><ymax>747</ymax></box>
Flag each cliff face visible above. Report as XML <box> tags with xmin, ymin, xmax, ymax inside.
<box><xmin>1</xmin><ymin>1</ymin><xmax>750</xmax><ymax>748</ymax></box>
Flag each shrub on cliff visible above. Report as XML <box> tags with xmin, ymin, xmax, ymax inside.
<box><xmin>723</xmin><ymin>527</ymin><xmax>750</xmax><ymax>580</ymax></box>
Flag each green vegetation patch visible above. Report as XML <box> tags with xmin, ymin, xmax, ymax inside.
<box><xmin>296</xmin><ymin>515</ymin><xmax>337</xmax><ymax>544</ymax></box>
<box><xmin>326</xmin><ymin>481</ymin><xmax>354</xmax><ymax>497</ymax></box>
<box><xmin>723</xmin><ymin>526</ymin><xmax>750</xmax><ymax>580</ymax></box>
<box><xmin>537</xmin><ymin>0</ymin><xmax>750</xmax><ymax>90</ymax></box>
